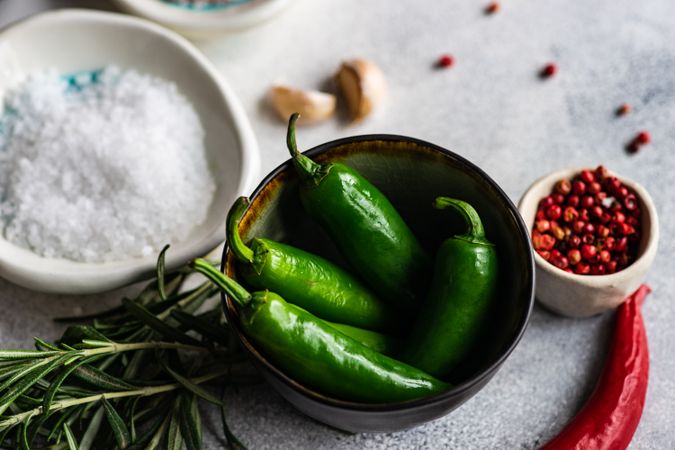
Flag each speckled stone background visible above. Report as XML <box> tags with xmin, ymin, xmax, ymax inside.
<box><xmin>1</xmin><ymin>0</ymin><xmax>674</xmax><ymax>448</ymax></box>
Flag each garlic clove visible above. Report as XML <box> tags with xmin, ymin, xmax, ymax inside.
<box><xmin>270</xmin><ymin>85</ymin><xmax>336</xmax><ymax>125</ymax></box>
<box><xmin>336</xmin><ymin>59</ymin><xmax>386</xmax><ymax>123</ymax></box>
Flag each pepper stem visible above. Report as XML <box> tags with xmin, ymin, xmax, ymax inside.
<box><xmin>433</xmin><ymin>197</ymin><xmax>489</xmax><ymax>243</ymax></box>
<box><xmin>191</xmin><ymin>258</ymin><xmax>252</xmax><ymax>308</ymax></box>
<box><xmin>227</xmin><ymin>197</ymin><xmax>254</xmax><ymax>263</ymax></box>
<box><xmin>286</xmin><ymin>113</ymin><xmax>322</xmax><ymax>181</ymax></box>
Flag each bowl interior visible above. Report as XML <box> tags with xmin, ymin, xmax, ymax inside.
<box><xmin>0</xmin><ymin>10</ymin><xmax>257</xmax><ymax>293</ymax></box>
<box><xmin>224</xmin><ymin>136</ymin><xmax>534</xmax><ymax>409</ymax></box>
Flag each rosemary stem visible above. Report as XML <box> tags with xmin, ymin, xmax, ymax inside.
<box><xmin>0</xmin><ymin>370</ymin><xmax>228</xmax><ymax>429</ymax></box>
<box><xmin>82</xmin><ymin>341</ymin><xmax>209</xmax><ymax>357</ymax></box>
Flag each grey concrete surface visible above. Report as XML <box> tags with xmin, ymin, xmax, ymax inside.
<box><xmin>1</xmin><ymin>0</ymin><xmax>673</xmax><ymax>448</ymax></box>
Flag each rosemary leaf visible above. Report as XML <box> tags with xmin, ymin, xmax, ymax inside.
<box><xmin>162</xmin><ymin>366</ymin><xmax>223</xmax><ymax>407</ymax></box>
<box><xmin>72</xmin><ymin>365</ymin><xmax>136</xmax><ymax>392</ymax></box>
<box><xmin>62</xmin><ymin>423</ymin><xmax>79</xmax><ymax>450</ymax></box>
<box><xmin>78</xmin><ymin>406</ymin><xmax>103</xmax><ymax>450</ymax></box>
<box><xmin>157</xmin><ymin>245</ymin><xmax>170</xmax><ymax>302</ymax></box>
<box><xmin>101</xmin><ymin>398</ymin><xmax>131</xmax><ymax>449</ymax></box>
<box><xmin>167</xmin><ymin>399</ymin><xmax>183</xmax><ymax>450</ymax></box>
<box><xmin>178</xmin><ymin>394</ymin><xmax>201</xmax><ymax>450</ymax></box>
<box><xmin>121</xmin><ymin>299</ymin><xmax>202</xmax><ymax>347</ymax></box>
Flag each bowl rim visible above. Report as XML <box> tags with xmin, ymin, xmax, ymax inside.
<box><xmin>517</xmin><ymin>166</ymin><xmax>659</xmax><ymax>285</ymax></box>
<box><xmin>222</xmin><ymin>133</ymin><xmax>535</xmax><ymax>411</ymax></box>
<box><xmin>0</xmin><ymin>9</ymin><xmax>259</xmax><ymax>294</ymax></box>
<box><xmin>112</xmin><ymin>0</ymin><xmax>293</xmax><ymax>32</ymax></box>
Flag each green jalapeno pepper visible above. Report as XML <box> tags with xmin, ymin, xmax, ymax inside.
<box><xmin>228</xmin><ymin>197</ymin><xmax>399</xmax><ymax>332</ymax></box>
<box><xmin>286</xmin><ymin>113</ymin><xmax>431</xmax><ymax>313</ymax></box>
<box><xmin>398</xmin><ymin>197</ymin><xmax>498</xmax><ymax>379</ymax></box>
<box><xmin>325</xmin><ymin>321</ymin><xmax>400</xmax><ymax>356</ymax></box>
<box><xmin>192</xmin><ymin>259</ymin><xmax>447</xmax><ymax>403</ymax></box>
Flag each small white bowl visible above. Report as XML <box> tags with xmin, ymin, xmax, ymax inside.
<box><xmin>112</xmin><ymin>0</ymin><xmax>293</xmax><ymax>39</ymax></box>
<box><xmin>518</xmin><ymin>167</ymin><xmax>659</xmax><ymax>318</ymax></box>
<box><xmin>0</xmin><ymin>9</ymin><xmax>259</xmax><ymax>294</ymax></box>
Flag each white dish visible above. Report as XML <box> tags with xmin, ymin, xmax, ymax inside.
<box><xmin>0</xmin><ymin>9</ymin><xmax>259</xmax><ymax>294</ymax></box>
<box><xmin>518</xmin><ymin>167</ymin><xmax>658</xmax><ymax>318</ymax></box>
<box><xmin>112</xmin><ymin>0</ymin><xmax>293</xmax><ymax>38</ymax></box>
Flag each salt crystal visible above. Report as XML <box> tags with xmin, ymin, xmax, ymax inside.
<box><xmin>0</xmin><ymin>66</ymin><xmax>215</xmax><ymax>263</ymax></box>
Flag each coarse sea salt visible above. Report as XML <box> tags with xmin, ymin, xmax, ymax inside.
<box><xmin>0</xmin><ymin>66</ymin><xmax>215</xmax><ymax>263</ymax></box>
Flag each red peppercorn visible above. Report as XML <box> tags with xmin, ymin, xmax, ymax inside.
<box><xmin>437</xmin><ymin>54</ymin><xmax>455</xmax><ymax>68</ymax></box>
<box><xmin>575</xmin><ymin>262</ymin><xmax>591</xmax><ymax>275</ymax></box>
<box><xmin>616</xmin><ymin>104</ymin><xmax>631</xmax><ymax>116</ymax></box>
<box><xmin>604</xmin><ymin>236</ymin><xmax>616</xmax><ymax>250</ymax></box>
<box><xmin>547</xmin><ymin>204</ymin><xmax>562</xmax><ymax>220</ymax></box>
<box><xmin>624</xmin><ymin>194</ymin><xmax>638</xmax><ymax>211</ymax></box>
<box><xmin>600</xmin><ymin>212</ymin><xmax>612</xmax><ymax>224</ymax></box>
<box><xmin>581</xmin><ymin>244</ymin><xmax>597</xmax><ymax>261</ymax></box>
<box><xmin>621</xmin><ymin>223</ymin><xmax>636</xmax><ymax>235</ymax></box>
<box><xmin>588</xmin><ymin>182</ymin><xmax>602</xmax><ymax>194</ymax></box>
<box><xmin>562</xmin><ymin>206</ymin><xmax>579</xmax><ymax>223</ymax></box>
<box><xmin>591</xmin><ymin>206</ymin><xmax>603</xmax><ymax>218</ymax></box>
<box><xmin>537</xmin><ymin>250</ymin><xmax>551</xmax><ymax>261</ymax></box>
<box><xmin>555</xmin><ymin>179</ymin><xmax>572</xmax><ymax>195</ymax></box>
<box><xmin>595</xmin><ymin>165</ymin><xmax>609</xmax><ymax>180</ymax></box>
<box><xmin>572</xmin><ymin>180</ymin><xmax>586</xmax><ymax>195</ymax></box>
<box><xmin>597</xmin><ymin>225</ymin><xmax>610</xmax><ymax>238</ymax></box>
<box><xmin>580</xmin><ymin>170</ymin><xmax>595</xmax><ymax>184</ymax></box>
<box><xmin>591</xmin><ymin>264</ymin><xmax>606</xmax><ymax>275</ymax></box>
<box><xmin>581</xmin><ymin>195</ymin><xmax>595</xmax><ymax>208</ymax></box>
<box><xmin>567</xmin><ymin>195</ymin><xmax>580</xmax><ymax>208</ymax></box>
<box><xmin>583</xmin><ymin>223</ymin><xmax>595</xmax><ymax>235</ymax></box>
<box><xmin>579</xmin><ymin>209</ymin><xmax>590</xmax><ymax>221</ymax></box>
<box><xmin>568</xmin><ymin>235</ymin><xmax>581</xmax><ymax>248</ymax></box>
<box><xmin>551</xmin><ymin>224</ymin><xmax>566</xmax><ymax>240</ymax></box>
<box><xmin>550</xmin><ymin>249</ymin><xmax>562</xmax><ymax>259</ymax></box>
<box><xmin>552</xmin><ymin>193</ymin><xmax>565</xmax><ymax>205</ymax></box>
<box><xmin>582</xmin><ymin>233</ymin><xmax>595</xmax><ymax>245</ymax></box>
<box><xmin>536</xmin><ymin>220</ymin><xmax>551</xmax><ymax>232</ymax></box>
<box><xmin>540</xmin><ymin>196</ymin><xmax>554</xmax><ymax>208</ymax></box>
<box><xmin>599</xmin><ymin>250</ymin><xmax>611</xmax><ymax>263</ymax></box>
<box><xmin>485</xmin><ymin>2</ymin><xmax>500</xmax><ymax>14</ymax></box>
<box><xmin>617</xmin><ymin>186</ymin><xmax>629</xmax><ymax>199</ymax></box>
<box><xmin>572</xmin><ymin>220</ymin><xmax>586</xmax><ymax>234</ymax></box>
<box><xmin>606</xmin><ymin>260</ymin><xmax>618</xmax><ymax>273</ymax></box>
<box><xmin>635</xmin><ymin>131</ymin><xmax>651</xmax><ymax>145</ymax></box>
<box><xmin>536</xmin><ymin>210</ymin><xmax>546</xmax><ymax>221</ymax></box>
<box><xmin>615</xmin><ymin>237</ymin><xmax>628</xmax><ymax>253</ymax></box>
<box><xmin>540</xmin><ymin>63</ymin><xmax>557</xmax><ymax>79</ymax></box>
<box><xmin>567</xmin><ymin>249</ymin><xmax>582</xmax><ymax>265</ymax></box>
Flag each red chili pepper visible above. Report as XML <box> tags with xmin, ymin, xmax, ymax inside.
<box><xmin>540</xmin><ymin>284</ymin><xmax>651</xmax><ymax>450</ymax></box>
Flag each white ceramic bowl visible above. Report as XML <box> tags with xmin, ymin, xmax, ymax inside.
<box><xmin>518</xmin><ymin>167</ymin><xmax>659</xmax><ymax>318</ymax></box>
<box><xmin>112</xmin><ymin>0</ymin><xmax>293</xmax><ymax>38</ymax></box>
<box><xmin>0</xmin><ymin>9</ymin><xmax>259</xmax><ymax>294</ymax></box>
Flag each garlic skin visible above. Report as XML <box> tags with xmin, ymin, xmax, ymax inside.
<box><xmin>270</xmin><ymin>85</ymin><xmax>336</xmax><ymax>125</ymax></box>
<box><xmin>336</xmin><ymin>59</ymin><xmax>386</xmax><ymax>123</ymax></box>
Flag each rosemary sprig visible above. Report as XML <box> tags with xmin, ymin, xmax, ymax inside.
<box><xmin>0</xmin><ymin>248</ymin><xmax>255</xmax><ymax>450</ymax></box>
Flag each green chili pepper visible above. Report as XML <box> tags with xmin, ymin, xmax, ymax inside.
<box><xmin>228</xmin><ymin>197</ymin><xmax>399</xmax><ymax>332</ymax></box>
<box><xmin>325</xmin><ymin>321</ymin><xmax>400</xmax><ymax>356</ymax></box>
<box><xmin>192</xmin><ymin>259</ymin><xmax>447</xmax><ymax>403</ymax></box>
<box><xmin>398</xmin><ymin>197</ymin><xmax>498</xmax><ymax>379</ymax></box>
<box><xmin>286</xmin><ymin>113</ymin><xmax>431</xmax><ymax>313</ymax></box>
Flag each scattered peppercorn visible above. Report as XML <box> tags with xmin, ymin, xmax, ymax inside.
<box><xmin>540</xmin><ymin>63</ymin><xmax>557</xmax><ymax>79</ymax></box>
<box><xmin>616</xmin><ymin>103</ymin><xmax>631</xmax><ymax>116</ymax></box>
<box><xmin>532</xmin><ymin>166</ymin><xmax>641</xmax><ymax>275</ymax></box>
<box><xmin>437</xmin><ymin>54</ymin><xmax>455</xmax><ymax>69</ymax></box>
<box><xmin>626</xmin><ymin>131</ymin><xmax>651</xmax><ymax>154</ymax></box>
<box><xmin>485</xmin><ymin>2</ymin><xmax>500</xmax><ymax>14</ymax></box>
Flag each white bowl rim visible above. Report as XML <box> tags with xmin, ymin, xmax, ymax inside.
<box><xmin>518</xmin><ymin>166</ymin><xmax>659</xmax><ymax>287</ymax></box>
<box><xmin>0</xmin><ymin>9</ymin><xmax>260</xmax><ymax>294</ymax></box>
<box><xmin>112</xmin><ymin>0</ymin><xmax>293</xmax><ymax>32</ymax></box>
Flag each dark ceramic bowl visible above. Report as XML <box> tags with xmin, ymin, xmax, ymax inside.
<box><xmin>221</xmin><ymin>135</ymin><xmax>534</xmax><ymax>433</ymax></box>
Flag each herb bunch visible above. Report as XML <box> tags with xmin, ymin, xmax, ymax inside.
<box><xmin>0</xmin><ymin>247</ymin><xmax>254</xmax><ymax>450</ymax></box>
